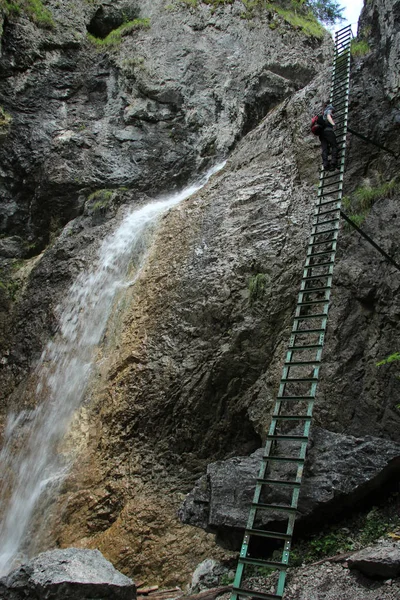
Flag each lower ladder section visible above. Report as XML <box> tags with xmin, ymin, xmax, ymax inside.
<box><xmin>231</xmin><ymin>24</ymin><xmax>352</xmax><ymax>600</ymax></box>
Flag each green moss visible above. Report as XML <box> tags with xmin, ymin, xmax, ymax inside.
<box><xmin>0</xmin><ymin>0</ymin><xmax>54</xmax><ymax>28</ymax></box>
<box><xmin>249</xmin><ymin>273</ymin><xmax>267</xmax><ymax>303</ymax></box>
<box><xmin>87</xmin><ymin>189</ymin><xmax>114</xmax><ymax>213</ymax></box>
<box><xmin>0</xmin><ymin>105</ymin><xmax>12</xmax><ymax>130</ymax></box>
<box><xmin>351</xmin><ymin>39</ymin><xmax>370</xmax><ymax>57</ymax></box>
<box><xmin>88</xmin><ymin>18</ymin><xmax>151</xmax><ymax>47</ymax></box>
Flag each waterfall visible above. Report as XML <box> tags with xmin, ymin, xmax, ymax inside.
<box><xmin>0</xmin><ymin>162</ymin><xmax>225</xmax><ymax>576</ymax></box>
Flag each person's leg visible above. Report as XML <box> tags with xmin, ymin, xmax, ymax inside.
<box><xmin>320</xmin><ymin>136</ymin><xmax>330</xmax><ymax>169</ymax></box>
<box><xmin>325</xmin><ymin>129</ymin><xmax>338</xmax><ymax>168</ymax></box>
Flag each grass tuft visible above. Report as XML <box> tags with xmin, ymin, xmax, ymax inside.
<box><xmin>1</xmin><ymin>0</ymin><xmax>54</xmax><ymax>28</ymax></box>
<box><xmin>351</xmin><ymin>39</ymin><xmax>370</xmax><ymax>57</ymax></box>
<box><xmin>88</xmin><ymin>18</ymin><xmax>151</xmax><ymax>47</ymax></box>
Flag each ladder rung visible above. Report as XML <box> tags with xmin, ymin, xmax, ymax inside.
<box><xmin>318</xmin><ymin>189</ymin><xmax>341</xmax><ymax>198</ymax></box>
<box><xmin>320</xmin><ymin>177</ymin><xmax>343</xmax><ymax>188</ymax></box>
<box><xmin>257</xmin><ymin>478</ymin><xmax>301</xmax><ymax>489</ymax></box>
<box><xmin>245</xmin><ymin>527</ymin><xmax>292</xmax><ymax>541</ymax></box>
<box><xmin>264</xmin><ymin>454</ymin><xmax>305</xmax><ymax>463</ymax></box>
<box><xmin>313</xmin><ymin>221</ymin><xmax>339</xmax><ymax>232</ymax></box>
<box><xmin>305</xmin><ymin>263</ymin><xmax>334</xmax><ymax>272</ymax></box>
<box><xmin>321</xmin><ymin>170</ymin><xmax>342</xmax><ymax>181</ymax></box>
<box><xmin>315</xmin><ymin>211</ymin><xmax>340</xmax><ymax>222</ymax></box>
<box><xmin>253</xmin><ymin>502</ymin><xmax>298</xmax><ymax>514</ymax></box>
<box><xmin>232</xmin><ymin>587</ymin><xmax>283</xmax><ymax>600</ymax></box>
<box><xmin>297</xmin><ymin>299</ymin><xmax>329</xmax><ymax>306</ymax></box>
<box><xmin>335</xmin><ymin>32</ymin><xmax>351</xmax><ymax>42</ymax></box>
<box><xmin>277</xmin><ymin>395</ymin><xmax>315</xmax><ymax>400</ymax></box>
<box><xmin>273</xmin><ymin>415</ymin><xmax>312</xmax><ymax>422</ymax></box>
<box><xmin>332</xmin><ymin>72</ymin><xmax>349</xmax><ymax>83</ymax></box>
<box><xmin>285</xmin><ymin>357</ymin><xmax>321</xmax><ymax>364</ymax></box>
<box><xmin>319</xmin><ymin>197</ymin><xmax>341</xmax><ymax>206</ymax></box>
<box><xmin>238</xmin><ymin>557</ymin><xmax>289</xmax><ymax>570</ymax></box>
<box><xmin>332</xmin><ymin>80</ymin><xmax>349</xmax><ymax>91</ymax></box>
<box><xmin>281</xmin><ymin>375</ymin><xmax>319</xmax><ymax>381</ymax></box>
<box><xmin>292</xmin><ymin>326</ymin><xmax>326</xmax><ymax>334</ymax></box>
<box><xmin>332</xmin><ymin>81</ymin><xmax>349</xmax><ymax>91</ymax></box>
<box><xmin>293</xmin><ymin>314</ymin><xmax>327</xmax><ymax>322</ymax></box>
<box><xmin>311</xmin><ymin>226</ymin><xmax>339</xmax><ymax>236</ymax></box>
<box><xmin>309</xmin><ymin>238</ymin><xmax>337</xmax><ymax>248</ymax></box>
<box><xmin>304</xmin><ymin>260</ymin><xmax>334</xmax><ymax>269</ymax></box>
<box><xmin>307</xmin><ymin>248</ymin><xmax>335</xmax><ymax>257</ymax></box>
<box><xmin>302</xmin><ymin>272</ymin><xmax>332</xmax><ymax>280</ymax></box>
<box><xmin>332</xmin><ymin>66</ymin><xmax>349</xmax><ymax>77</ymax></box>
<box><xmin>300</xmin><ymin>286</ymin><xmax>331</xmax><ymax>293</ymax></box>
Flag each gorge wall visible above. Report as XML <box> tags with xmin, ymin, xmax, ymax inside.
<box><xmin>0</xmin><ymin>0</ymin><xmax>399</xmax><ymax>591</ymax></box>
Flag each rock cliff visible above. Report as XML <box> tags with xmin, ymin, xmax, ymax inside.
<box><xmin>0</xmin><ymin>0</ymin><xmax>399</xmax><ymax>593</ymax></box>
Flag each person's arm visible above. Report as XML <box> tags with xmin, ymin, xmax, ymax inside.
<box><xmin>327</xmin><ymin>112</ymin><xmax>335</xmax><ymax>127</ymax></box>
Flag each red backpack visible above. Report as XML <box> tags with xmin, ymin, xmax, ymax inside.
<box><xmin>311</xmin><ymin>114</ymin><xmax>325</xmax><ymax>135</ymax></box>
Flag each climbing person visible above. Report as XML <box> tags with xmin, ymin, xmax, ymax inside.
<box><xmin>320</xmin><ymin>103</ymin><xmax>338</xmax><ymax>171</ymax></box>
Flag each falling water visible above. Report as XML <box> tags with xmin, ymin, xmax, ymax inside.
<box><xmin>0</xmin><ymin>163</ymin><xmax>224</xmax><ymax>576</ymax></box>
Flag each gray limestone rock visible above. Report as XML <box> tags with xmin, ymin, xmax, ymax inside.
<box><xmin>178</xmin><ymin>428</ymin><xmax>400</xmax><ymax>546</ymax></box>
<box><xmin>0</xmin><ymin>548</ymin><xmax>136</xmax><ymax>599</ymax></box>
<box><xmin>190</xmin><ymin>559</ymin><xmax>231</xmax><ymax>594</ymax></box>
<box><xmin>348</xmin><ymin>541</ymin><xmax>400</xmax><ymax>578</ymax></box>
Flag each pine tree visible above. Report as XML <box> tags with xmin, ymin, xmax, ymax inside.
<box><xmin>303</xmin><ymin>0</ymin><xmax>345</xmax><ymax>25</ymax></box>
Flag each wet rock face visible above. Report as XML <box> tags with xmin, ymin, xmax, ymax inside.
<box><xmin>0</xmin><ymin>0</ymin><xmax>330</xmax><ymax>384</ymax></box>
<box><xmin>0</xmin><ymin>548</ymin><xmax>135</xmax><ymax>599</ymax></box>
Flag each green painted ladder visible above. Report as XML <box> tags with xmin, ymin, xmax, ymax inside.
<box><xmin>230</xmin><ymin>24</ymin><xmax>353</xmax><ymax>600</ymax></box>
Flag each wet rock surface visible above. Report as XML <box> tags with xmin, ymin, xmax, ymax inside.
<box><xmin>0</xmin><ymin>548</ymin><xmax>135</xmax><ymax>599</ymax></box>
<box><xmin>0</xmin><ymin>0</ymin><xmax>331</xmax><ymax>396</ymax></box>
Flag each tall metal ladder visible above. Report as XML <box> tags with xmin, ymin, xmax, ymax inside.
<box><xmin>231</xmin><ymin>25</ymin><xmax>352</xmax><ymax>600</ymax></box>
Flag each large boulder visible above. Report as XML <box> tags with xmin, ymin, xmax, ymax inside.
<box><xmin>348</xmin><ymin>540</ymin><xmax>400</xmax><ymax>578</ymax></box>
<box><xmin>0</xmin><ymin>548</ymin><xmax>136</xmax><ymax>600</ymax></box>
<box><xmin>178</xmin><ymin>428</ymin><xmax>400</xmax><ymax>547</ymax></box>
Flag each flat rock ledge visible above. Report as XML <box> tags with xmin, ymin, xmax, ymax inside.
<box><xmin>348</xmin><ymin>540</ymin><xmax>400</xmax><ymax>578</ymax></box>
<box><xmin>178</xmin><ymin>427</ymin><xmax>400</xmax><ymax>547</ymax></box>
<box><xmin>0</xmin><ymin>548</ymin><xmax>136</xmax><ymax>600</ymax></box>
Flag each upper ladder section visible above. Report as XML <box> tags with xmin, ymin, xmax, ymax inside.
<box><xmin>230</xmin><ymin>25</ymin><xmax>352</xmax><ymax>600</ymax></box>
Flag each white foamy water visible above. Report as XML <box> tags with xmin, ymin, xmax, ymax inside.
<box><xmin>0</xmin><ymin>162</ymin><xmax>224</xmax><ymax>575</ymax></box>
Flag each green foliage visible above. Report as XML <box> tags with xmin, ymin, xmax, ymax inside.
<box><xmin>0</xmin><ymin>0</ymin><xmax>54</xmax><ymax>27</ymax></box>
<box><xmin>176</xmin><ymin>0</ymin><xmax>341</xmax><ymax>30</ymax></box>
<box><xmin>303</xmin><ymin>0</ymin><xmax>344</xmax><ymax>25</ymax></box>
<box><xmin>359</xmin><ymin>507</ymin><xmax>391</xmax><ymax>546</ymax></box>
<box><xmin>290</xmin><ymin>496</ymin><xmax>400</xmax><ymax>567</ymax></box>
<box><xmin>267</xmin><ymin>3</ymin><xmax>325</xmax><ymax>38</ymax></box>
<box><xmin>219</xmin><ymin>572</ymin><xmax>235</xmax><ymax>585</ymax></box>
<box><xmin>87</xmin><ymin>189</ymin><xmax>113</xmax><ymax>213</ymax></box>
<box><xmin>377</xmin><ymin>352</ymin><xmax>400</xmax><ymax>367</ymax></box>
<box><xmin>343</xmin><ymin>177</ymin><xmax>399</xmax><ymax>230</ymax></box>
<box><xmin>0</xmin><ymin>272</ymin><xmax>20</xmax><ymax>302</ymax></box>
<box><xmin>0</xmin><ymin>106</ymin><xmax>12</xmax><ymax>130</ymax></box>
<box><xmin>249</xmin><ymin>273</ymin><xmax>267</xmax><ymax>303</ymax></box>
<box><xmin>351</xmin><ymin>39</ymin><xmax>370</xmax><ymax>57</ymax></box>
<box><xmin>88</xmin><ymin>18</ymin><xmax>151</xmax><ymax>47</ymax></box>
